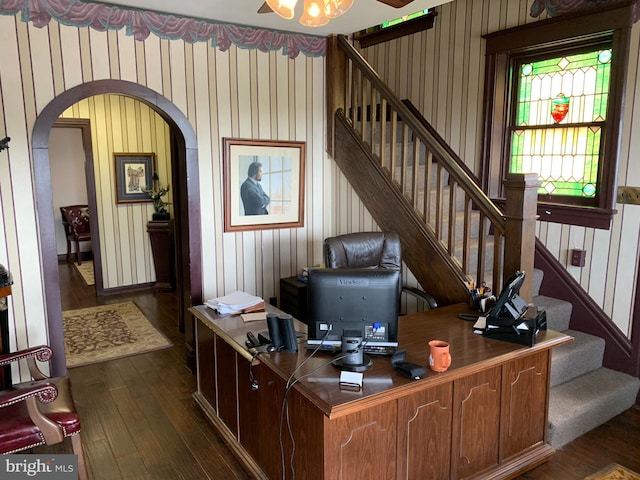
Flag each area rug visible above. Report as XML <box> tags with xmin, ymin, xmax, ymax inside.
<box><xmin>585</xmin><ymin>464</ymin><xmax>640</xmax><ymax>480</ymax></box>
<box><xmin>63</xmin><ymin>301</ymin><xmax>171</xmax><ymax>367</ymax></box>
<box><xmin>73</xmin><ymin>260</ymin><xmax>95</xmax><ymax>286</ymax></box>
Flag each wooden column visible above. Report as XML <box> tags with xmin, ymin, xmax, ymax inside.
<box><xmin>147</xmin><ymin>220</ymin><xmax>175</xmax><ymax>292</ymax></box>
<box><xmin>503</xmin><ymin>173</ymin><xmax>540</xmax><ymax>303</ymax></box>
<box><xmin>326</xmin><ymin>35</ymin><xmax>347</xmax><ymax>157</ymax></box>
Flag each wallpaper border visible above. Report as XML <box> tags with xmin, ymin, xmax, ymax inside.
<box><xmin>0</xmin><ymin>0</ymin><xmax>326</xmax><ymax>58</ymax></box>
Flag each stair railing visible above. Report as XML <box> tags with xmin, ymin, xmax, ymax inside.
<box><xmin>327</xmin><ymin>35</ymin><xmax>539</xmax><ymax>301</ymax></box>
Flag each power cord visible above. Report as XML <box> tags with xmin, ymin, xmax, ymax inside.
<box><xmin>248</xmin><ymin>350</ymin><xmax>262</xmax><ymax>391</ymax></box>
<box><xmin>279</xmin><ymin>326</ymin><xmax>378</xmax><ymax>479</ymax></box>
<box><xmin>279</xmin><ymin>327</ymin><xmax>332</xmax><ymax>480</ymax></box>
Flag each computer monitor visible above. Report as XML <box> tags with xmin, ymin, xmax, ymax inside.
<box><xmin>306</xmin><ymin>268</ymin><xmax>401</xmax><ymax>348</ymax></box>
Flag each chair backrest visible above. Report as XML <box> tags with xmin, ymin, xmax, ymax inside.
<box><xmin>60</xmin><ymin>205</ymin><xmax>90</xmax><ymax>235</ymax></box>
<box><xmin>323</xmin><ymin>232</ymin><xmax>401</xmax><ymax>270</ymax></box>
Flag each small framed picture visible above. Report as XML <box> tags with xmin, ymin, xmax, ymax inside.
<box><xmin>114</xmin><ymin>153</ymin><xmax>156</xmax><ymax>204</ymax></box>
<box><xmin>223</xmin><ymin>138</ymin><xmax>305</xmax><ymax>232</ymax></box>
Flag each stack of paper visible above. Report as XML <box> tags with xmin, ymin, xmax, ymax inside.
<box><xmin>205</xmin><ymin>291</ymin><xmax>264</xmax><ymax>315</ymax></box>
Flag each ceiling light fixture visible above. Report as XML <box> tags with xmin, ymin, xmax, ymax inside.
<box><xmin>265</xmin><ymin>0</ymin><xmax>354</xmax><ymax>27</ymax></box>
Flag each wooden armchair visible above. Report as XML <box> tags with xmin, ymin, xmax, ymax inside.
<box><xmin>60</xmin><ymin>205</ymin><xmax>91</xmax><ymax>265</ymax></box>
<box><xmin>0</xmin><ymin>345</ymin><xmax>87</xmax><ymax>479</ymax></box>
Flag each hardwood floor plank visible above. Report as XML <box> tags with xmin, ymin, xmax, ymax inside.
<box><xmin>84</xmin><ymin>438</ymin><xmax>124</xmax><ymax>480</ymax></box>
<box><xmin>30</xmin><ymin>262</ymin><xmax>639</xmax><ymax>479</ymax></box>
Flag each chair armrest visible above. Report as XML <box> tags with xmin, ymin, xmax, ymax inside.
<box><xmin>402</xmin><ymin>286</ymin><xmax>438</xmax><ymax>309</ymax></box>
<box><xmin>0</xmin><ymin>381</ymin><xmax>58</xmax><ymax>407</ymax></box>
<box><xmin>0</xmin><ymin>382</ymin><xmax>65</xmax><ymax>445</ymax></box>
<box><xmin>0</xmin><ymin>345</ymin><xmax>53</xmax><ymax>380</ymax></box>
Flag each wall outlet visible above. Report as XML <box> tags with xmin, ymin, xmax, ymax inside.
<box><xmin>570</xmin><ymin>249</ymin><xmax>586</xmax><ymax>267</ymax></box>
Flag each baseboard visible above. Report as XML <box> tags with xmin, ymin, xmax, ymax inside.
<box><xmin>57</xmin><ymin>252</ymin><xmax>93</xmax><ymax>263</ymax></box>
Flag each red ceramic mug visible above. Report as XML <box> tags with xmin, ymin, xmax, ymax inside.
<box><xmin>428</xmin><ymin>340</ymin><xmax>452</xmax><ymax>372</ymax></box>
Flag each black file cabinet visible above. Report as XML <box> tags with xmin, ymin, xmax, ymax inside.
<box><xmin>279</xmin><ymin>277</ymin><xmax>308</xmax><ymax>322</ymax></box>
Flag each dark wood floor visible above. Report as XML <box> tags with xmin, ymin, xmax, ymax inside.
<box><xmin>36</xmin><ymin>262</ymin><xmax>639</xmax><ymax>479</ymax></box>
<box><xmin>34</xmin><ymin>262</ymin><xmax>251</xmax><ymax>479</ymax></box>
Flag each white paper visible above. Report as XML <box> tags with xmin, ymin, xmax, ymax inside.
<box><xmin>205</xmin><ymin>291</ymin><xmax>263</xmax><ymax>314</ymax></box>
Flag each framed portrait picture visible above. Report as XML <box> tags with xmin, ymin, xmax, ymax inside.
<box><xmin>114</xmin><ymin>153</ymin><xmax>156</xmax><ymax>204</ymax></box>
<box><xmin>223</xmin><ymin>138</ymin><xmax>306</xmax><ymax>232</ymax></box>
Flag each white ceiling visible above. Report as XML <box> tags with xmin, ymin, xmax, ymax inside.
<box><xmin>102</xmin><ymin>0</ymin><xmax>450</xmax><ymax>37</ymax></box>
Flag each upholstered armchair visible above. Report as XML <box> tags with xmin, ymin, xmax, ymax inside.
<box><xmin>0</xmin><ymin>345</ymin><xmax>88</xmax><ymax>480</ymax></box>
<box><xmin>60</xmin><ymin>205</ymin><xmax>91</xmax><ymax>265</ymax></box>
<box><xmin>323</xmin><ymin>231</ymin><xmax>438</xmax><ymax>309</ymax></box>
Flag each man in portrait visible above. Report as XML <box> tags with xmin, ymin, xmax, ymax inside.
<box><xmin>240</xmin><ymin>161</ymin><xmax>270</xmax><ymax>215</ymax></box>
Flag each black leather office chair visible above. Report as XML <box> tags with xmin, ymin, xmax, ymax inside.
<box><xmin>323</xmin><ymin>232</ymin><xmax>438</xmax><ymax>309</ymax></box>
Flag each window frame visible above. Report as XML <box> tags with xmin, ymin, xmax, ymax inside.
<box><xmin>481</xmin><ymin>6</ymin><xmax>633</xmax><ymax>229</ymax></box>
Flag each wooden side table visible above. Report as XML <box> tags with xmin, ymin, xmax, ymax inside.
<box><xmin>146</xmin><ymin>219</ymin><xmax>175</xmax><ymax>292</ymax></box>
<box><xmin>0</xmin><ymin>285</ymin><xmax>12</xmax><ymax>389</ymax></box>
<box><xmin>279</xmin><ymin>276</ymin><xmax>308</xmax><ymax>322</ymax></box>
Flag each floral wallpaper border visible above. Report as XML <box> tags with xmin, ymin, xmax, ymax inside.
<box><xmin>0</xmin><ymin>0</ymin><xmax>326</xmax><ymax>58</ymax></box>
<box><xmin>530</xmin><ymin>0</ymin><xmax>639</xmax><ymax>19</ymax></box>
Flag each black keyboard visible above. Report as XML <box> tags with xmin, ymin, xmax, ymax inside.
<box><xmin>304</xmin><ymin>343</ymin><xmax>398</xmax><ymax>356</ymax></box>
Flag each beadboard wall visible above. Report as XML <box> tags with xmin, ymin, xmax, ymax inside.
<box><xmin>358</xmin><ymin>0</ymin><xmax>640</xmax><ymax>337</ymax></box>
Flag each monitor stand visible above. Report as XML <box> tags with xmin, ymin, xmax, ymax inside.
<box><xmin>332</xmin><ymin>354</ymin><xmax>373</xmax><ymax>372</ymax></box>
<box><xmin>331</xmin><ymin>334</ymin><xmax>373</xmax><ymax>372</ymax></box>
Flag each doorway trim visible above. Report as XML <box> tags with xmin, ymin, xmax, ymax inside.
<box><xmin>32</xmin><ymin>80</ymin><xmax>202</xmax><ymax>376</ymax></box>
<box><xmin>52</xmin><ymin>118</ymin><xmax>104</xmax><ymax>294</ymax></box>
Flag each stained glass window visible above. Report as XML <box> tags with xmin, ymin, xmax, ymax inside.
<box><xmin>381</xmin><ymin>9</ymin><xmax>431</xmax><ymax>28</ymax></box>
<box><xmin>509</xmin><ymin>48</ymin><xmax>612</xmax><ymax>200</ymax></box>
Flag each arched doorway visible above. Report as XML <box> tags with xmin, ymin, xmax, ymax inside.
<box><xmin>32</xmin><ymin>80</ymin><xmax>202</xmax><ymax>376</ymax></box>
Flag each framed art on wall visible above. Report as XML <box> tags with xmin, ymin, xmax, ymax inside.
<box><xmin>114</xmin><ymin>152</ymin><xmax>156</xmax><ymax>204</ymax></box>
<box><xmin>223</xmin><ymin>138</ymin><xmax>306</xmax><ymax>232</ymax></box>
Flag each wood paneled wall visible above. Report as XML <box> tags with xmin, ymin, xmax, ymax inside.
<box><xmin>357</xmin><ymin>0</ymin><xmax>640</xmax><ymax>337</ymax></box>
<box><xmin>0</xmin><ymin>14</ymin><xmax>330</xmax><ymax>359</ymax></box>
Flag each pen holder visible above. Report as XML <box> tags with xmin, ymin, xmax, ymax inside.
<box><xmin>469</xmin><ymin>290</ymin><xmax>496</xmax><ymax>313</ymax></box>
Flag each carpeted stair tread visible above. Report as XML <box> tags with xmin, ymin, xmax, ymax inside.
<box><xmin>550</xmin><ymin>329</ymin><xmax>604</xmax><ymax>387</ymax></box>
<box><xmin>533</xmin><ymin>268</ymin><xmax>544</xmax><ymax>297</ymax></box>
<box><xmin>548</xmin><ymin>367</ymin><xmax>640</xmax><ymax>448</ymax></box>
<box><xmin>533</xmin><ymin>294</ymin><xmax>572</xmax><ymax>332</ymax></box>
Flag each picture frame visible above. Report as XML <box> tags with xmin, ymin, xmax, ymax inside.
<box><xmin>223</xmin><ymin>138</ymin><xmax>305</xmax><ymax>232</ymax></box>
<box><xmin>114</xmin><ymin>153</ymin><xmax>156</xmax><ymax>204</ymax></box>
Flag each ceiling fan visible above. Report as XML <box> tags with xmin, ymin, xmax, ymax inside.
<box><xmin>258</xmin><ymin>0</ymin><xmax>416</xmax><ymax>27</ymax></box>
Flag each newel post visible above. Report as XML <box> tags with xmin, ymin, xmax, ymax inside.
<box><xmin>503</xmin><ymin>173</ymin><xmax>540</xmax><ymax>303</ymax></box>
<box><xmin>326</xmin><ymin>35</ymin><xmax>346</xmax><ymax>157</ymax></box>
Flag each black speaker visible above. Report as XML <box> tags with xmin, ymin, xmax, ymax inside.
<box><xmin>266</xmin><ymin>313</ymin><xmax>283</xmax><ymax>350</ymax></box>
<box><xmin>278</xmin><ymin>314</ymin><xmax>298</xmax><ymax>353</ymax></box>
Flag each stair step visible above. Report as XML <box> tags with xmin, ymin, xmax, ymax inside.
<box><xmin>548</xmin><ymin>367</ymin><xmax>640</xmax><ymax>448</ymax></box>
<box><xmin>533</xmin><ymin>268</ymin><xmax>544</xmax><ymax>297</ymax></box>
<box><xmin>454</xmin><ymin>236</ymin><xmax>498</xmax><ymax>275</ymax></box>
<box><xmin>533</xmin><ymin>295</ymin><xmax>572</xmax><ymax>332</ymax></box>
<box><xmin>550</xmin><ymin>330</ymin><xmax>604</xmax><ymax>387</ymax></box>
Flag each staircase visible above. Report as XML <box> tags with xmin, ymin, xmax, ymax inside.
<box><xmin>533</xmin><ymin>269</ymin><xmax>640</xmax><ymax>448</ymax></box>
<box><xmin>326</xmin><ymin>35</ymin><xmax>639</xmax><ymax>448</ymax></box>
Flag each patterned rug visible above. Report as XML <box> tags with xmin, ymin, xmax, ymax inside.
<box><xmin>63</xmin><ymin>301</ymin><xmax>171</xmax><ymax>367</ymax></box>
<box><xmin>73</xmin><ymin>260</ymin><xmax>95</xmax><ymax>286</ymax></box>
<box><xmin>585</xmin><ymin>464</ymin><xmax>640</xmax><ymax>480</ymax></box>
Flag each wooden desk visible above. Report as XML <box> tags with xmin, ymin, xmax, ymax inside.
<box><xmin>190</xmin><ymin>304</ymin><xmax>571</xmax><ymax>480</ymax></box>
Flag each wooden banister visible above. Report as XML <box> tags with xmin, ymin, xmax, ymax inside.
<box><xmin>327</xmin><ymin>34</ymin><xmax>539</xmax><ymax>304</ymax></box>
